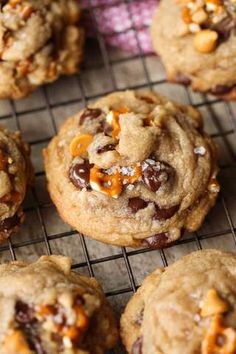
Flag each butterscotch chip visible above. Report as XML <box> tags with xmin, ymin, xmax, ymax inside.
<box><xmin>44</xmin><ymin>90</ymin><xmax>219</xmax><ymax>248</ymax></box>
<box><xmin>193</xmin><ymin>30</ymin><xmax>218</xmax><ymax>53</ymax></box>
<box><xmin>192</xmin><ymin>8</ymin><xmax>208</xmax><ymax>24</ymax></box>
<box><xmin>120</xmin><ymin>250</ymin><xmax>236</xmax><ymax>354</ymax></box>
<box><xmin>70</xmin><ymin>134</ymin><xmax>94</xmax><ymax>157</ymax></box>
<box><xmin>0</xmin><ymin>256</ymin><xmax>118</xmax><ymax>354</ymax></box>
<box><xmin>0</xmin><ymin>0</ymin><xmax>84</xmax><ymax>99</ymax></box>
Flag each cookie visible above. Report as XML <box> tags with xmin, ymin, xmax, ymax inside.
<box><xmin>44</xmin><ymin>90</ymin><xmax>219</xmax><ymax>248</ymax></box>
<box><xmin>0</xmin><ymin>255</ymin><xmax>118</xmax><ymax>354</ymax></box>
<box><xmin>151</xmin><ymin>0</ymin><xmax>236</xmax><ymax>99</ymax></box>
<box><xmin>0</xmin><ymin>0</ymin><xmax>84</xmax><ymax>99</ymax></box>
<box><xmin>0</xmin><ymin>127</ymin><xmax>33</xmax><ymax>242</ymax></box>
<box><xmin>121</xmin><ymin>249</ymin><xmax>236</xmax><ymax>354</ymax></box>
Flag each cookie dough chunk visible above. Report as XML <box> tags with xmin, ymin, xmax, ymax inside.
<box><xmin>0</xmin><ymin>127</ymin><xmax>33</xmax><ymax>242</ymax></box>
<box><xmin>44</xmin><ymin>90</ymin><xmax>219</xmax><ymax>248</ymax></box>
<box><xmin>151</xmin><ymin>0</ymin><xmax>236</xmax><ymax>99</ymax></box>
<box><xmin>0</xmin><ymin>0</ymin><xmax>84</xmax><ymax>99</ymax></box>
<box><xmin>121</xmin><ymin>249</ymin><xmax>236</xmax><ymax>354</ymax></box>
<box><xmin>0</xmin><ymin>255</ymin><xmax>118</xmax><ymax>354</ymax></box>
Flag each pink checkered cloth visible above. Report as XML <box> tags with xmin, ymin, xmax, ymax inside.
<box><xmin>80</xmin><ymin>0</ymin><xmax>158</xmax><ymax>54</ymax></box>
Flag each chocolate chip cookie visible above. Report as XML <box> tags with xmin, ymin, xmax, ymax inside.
<box><xmin>151</xmin><ymin>0</ymin><xmax>236</xmax><ymax>99</ymax></box>
<box><xmin>44</xmin><ymin>90</ymin><xmax>219</xmax><ymax>248</ymax></box>
<box><xmin>0</xmin><ymin>255</ymin><xmax>118</xmax><ymax>354</ymax></box>
<box><xmin>121</xmin><ymin>249</ymin><xmax>236</xmax><ymax>354</ymax></box>
<box><xmin>0</xmin><ymin>0</ymin><xmax>84</xmax><ymax>99</ymax></box>
<box><xmin>0</xmin><ymin>127</ymin><xmax>33</xmax><ymax>242</ymax></box>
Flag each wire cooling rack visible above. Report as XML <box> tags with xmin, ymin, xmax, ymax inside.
<box><xmin>0</xmin><ymin>0</ymin><xmax>236</xmax><ymax>352</ymax></box>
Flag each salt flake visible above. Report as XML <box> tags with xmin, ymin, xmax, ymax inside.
<box><xmin>194</xmin><ymin>146</ymin><xmax>206</xmax><ymax>156</ymax></box>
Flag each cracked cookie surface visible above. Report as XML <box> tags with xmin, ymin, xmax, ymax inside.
<box><xmin>151</xmin><ymin>0</ymin><xmax>236</xmax><ymax>99</ymax></box>
<box><xmin>0</xmin><ymin>255</ymin><xmax>118</xmax><ymax>354</ymax></box>
<box><xmin>121</xmin><ymin>249</ymin><xmax>236</xmax><ymax>354</ymax></box>
<box><xmin>0</xmin><ymin>127</ymin><xmax>33</xmax><ymax>242</ymax></box>
<box><xmin>0</xmin><ymin>0</ymin><xmax>84</xmax><ymax>99</ymax></box>
<box><xmin>44</xmin><ymin>90</ymin><xmax>219</xmax><ymax>248</ymax></box>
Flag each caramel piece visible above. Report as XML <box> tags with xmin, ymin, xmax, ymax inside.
<box><xmin>202</xmin><ymin>315</ymin><xmax>236</xmax><ymax>354</ymax></box>
<box><xmin>90</xmin><ymin>166</ymin><xmax>122</xmax><ymax>198</ymax></box>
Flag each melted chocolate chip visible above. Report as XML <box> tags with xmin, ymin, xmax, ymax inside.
<box><xmin>139</xmin><ymin>96</ymin><xmax>155</xmax><ymax>104</ymax></box>
<box><xmin>97</xmin><ymin>143</ymin><xmax>116</xmax><ymax>154</ymax></box>
<box><xmin>214</xmin><ymin>15</ymin><xmax>235</xmax><ymax>41</ymax></box>
<box><xmin>25</xmin><ymin>324</ymin><xmax>46</xmax><ymax>354</ymax></box>
<box><xmin>210</xmin><ymin>84</ymin><xmax>233</xmax><ymax>95</ymax></box>
<box><xmin>0</xmin><ymin>214</ymin><xmax>20</xmax><ymax>232</ymax></box>
<box><xmin>142</xmin><ymin>233</ymin><xmax>170</xmax><ymax>249</ymax></box>
<box><xmin>142</xmin><ymin>163</ymin><xmax>170</xmax><ymax>192</ymax></box>
<box><xmin>51</xmin><ymin>333</ymin><xmax>63</xmax><ymax>346</ymax></box>
<box><xmin>79</xmin><ymin>108</ymin><xmax>102</xmax><ymax>125</ymax></box>
<box><xmin>128</xmin><ymin>198</ymin><xmax>148</xmax><ymax>213</ymax></box>
<box><xmin>69</xmin><ymin>160</ymin><xmax>92</xmax><ymax>189</ymax></box>
<box><xmin>15</xmin><ymin>301</ymin><xmax>35</xmax><ymax>324</ymax></box>
<box><xmin>32</xmin><ymin>338</ymin><xmax>46</xmax><ymax>354</ymax></box>
<box><xmin>0</xmin><ymin>0</ymin><xmax>8</xmax><ymax>7</ymax></box>
<box><xmin>132</xmin><ymin>337</ymin><xmax>143</xmax><ymax>354</ymax></box>
<box><xmin>174</xmin><ymin>73</ymin><xmax>191</xmax><ymax>86</ymax></box>
<box><xmin>75</xmin><ymin>295</ymin><xmax>85</xmax><ymax>306</ymax></box>
<box><xmin>153</xmin><ymin>204</ymin><xmax>179</xmax><ymax>221</ymax></box>
<box><xmin>15</xmin><ymin>301</ymin><xmax>46</xmax><ymax>354</ymax></box>
<box><xmin>103</xmin><ymin>123</ymin><xmax>113</xmax><ymax>136</ymax></box>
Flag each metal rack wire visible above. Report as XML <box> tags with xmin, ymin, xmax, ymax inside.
<box><xmin>0</xmin><ymin>0</ymin><xmax>236</xmax><ymax>351</ymax></box>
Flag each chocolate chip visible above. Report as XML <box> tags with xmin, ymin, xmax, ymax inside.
<box><xmin>75</xmin><ymin>294</ymin><xmax>85</xmax><ymax>306</ymax></box>
<box><xmin>103</xmin><ymin>123</ymin><xmax>113</xmax><ymax>136</ymax></box>
<box><xmin>142</xmin><ymin>162</ymin><xmax>170</xmax><ymax>192</ymax></box>
<box><xmin>51</xmin><ymin>333</ymin><xmax>63</xmax><ymax>346</ymax></box>
<box><xmin>26</xmin><ymin>327</ymin><xmax>45</xmax><ymax>354</ymax></box>
<box><xmin>132</xmin><ymin>337</ymin><xmax>143</xmax><ymax>354</ymax></box>
<box><xmin>69</xmin><ymin>160</ymin><xmax>92</xmax><ymax>189</ymax></box>
<box><xmin>15</xmin><ymin>301</ymin><xmax>46</xmax><ymax>354</ymax></box>
<box><xmin>210</xmin><ymin>84</ymin><xmax>233</xmax><ymax>95</ymax></box>
<box><xmin>32</xmin><ymin>339</ymin><xmax>46</xmax><ymax>354</ymax></box>
<box><xmin>0</xmin><ymin>0</ymin><xmax>8</xmax><ymax>7</ymax></box>
<box><xmin>214</xmin><ymin>15</ymin><xmax>235</xmax><ymax>41</ymax></box>
<box><xmin>79</xmin><ymin>108</ymin><xmax>102</xmax><ymax>125</ymax></box>
<box><xmin>0</xmin><ymin>214</ymin><xmax>20</xmax><ymax>232</ymax></box>
<box><xmin>97</xmin><ymin>143</ymin><xmax>116</xmax><ymax>154</ymax></box>
<box><xmin>128</xmin><ymin>198</ymin><xmax>148</xmax><ymax>213</ymax></box>
<box><xmin>142</xmin><ymin>233</ymin><xmax>170</xmax><ymax>249</ymax></box>
<box><xmin>153</xmin><ymin>204</ymin><xmax>179</xmax><ymax>221</ymax></box>
<box><xmin>15</xmin><ymin>301</ymin><xmax>35</xmax><ymax>324</ymax></box>
<box><xmin>139</xmin><ymin>95</ymin><xmax>155</xmax><ymax>104</ymax></box>
<box><xmin>174</xmin><ymin>73</ymin><xmax>191</xmax><ymax>86</ymax></box>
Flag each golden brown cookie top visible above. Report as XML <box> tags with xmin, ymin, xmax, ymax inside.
<box><xmin>44</xmin><ymin>90</ymin><xmax>219</xmax><ymax>248</ymax></box>
<box><xmin>0</xmin><ymin>256</ymin><xmax>118</xmax><ymax>354</ymax></box>
<box><xmin>67</xmin><ymin>91</ymin><xmax>217</xmax><ymax>200</ymax></box>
